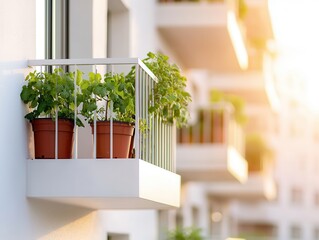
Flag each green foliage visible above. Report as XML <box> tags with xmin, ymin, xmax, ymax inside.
<box><xmin>142</xmin><ymin>52</ymin><xmax>191</xmax><ymax>128</ymax></box>
<box><xmin>245</xmin><ymin>132</ymin><xmax>273</xmax><ymax>172</ymax></box>
<box><xmin>238</xmin><ymin>0</ymin><xmax>248</xmax><ymax>20</ymax></box>
<box><xmin>20</xmin><ymin>68</ymin><xmax>84</xmax><ymax>126</ymax></box>
<box><xmin>79</xmin><ymin>72</ymin><xmax>135</xmax><ymax>123</ymax></box>
<box><xmin>210</xmin><ymin>89</ymin><xmax>247</xmax><ymax>125</ymax></box>
<box><xmin>22</xmin><ymin>52</ymin><xmax>191</xmax><ymax>130</ymax></box>
<box><xmin>167</xmin><ymin>227</ymin><xmax>205</xmax><ymax>240</ymax></box>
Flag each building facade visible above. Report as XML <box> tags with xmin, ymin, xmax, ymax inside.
<box><xmin>2</xmin><ymin>0</ymin><xmax>301</xmax><ymax>240</ymax></box>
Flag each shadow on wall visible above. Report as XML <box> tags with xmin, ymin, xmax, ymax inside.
<box><xmin>27</xmin><ymin>199</ymin><xmax>100</xmax><ymax>240</ymax></box>
<box><xmin>0</xmin><ymin>65</ymin><xmax>101</xmax><ymax>240</ymax></box>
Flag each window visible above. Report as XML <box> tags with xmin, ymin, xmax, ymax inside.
<box><xmin>313</xmin><ymin>123</ymin><xmax>319</xmax><ymax>142</ymax></box>
<box><xmin>314</xmin><ymin>227</ymin><xmax>319</xmax><ymax>240</ymax></box>
<box><xmin>314</xmin><ymin>192</ymin><xmax>319</xmax><ymax>206</ymax></box>
<box><xmin>290</xmin><ymin>225</ymin><xmax>302</xmax><ymax>240</ymax></box>
<box><xmin>297</xmin><ymin>155</ymin><xmax>307</xmax><ymax>172</ymax></box>
<box><xmin>107</xmin><ymin>233</ymin><xmax>129</xmax><ymax>240</ymax></box>
<box><xmin>176</xmin><ymin>210</ymin><xmax>183</xmax><ymax>228</ymax></box>
<box><xmin>49</xmin><ymin>0</ymin><xmax>69</xmax><ymax>59</ymax></box>
<box><xmin>314</xmin><ymin>155</ymin><xmax>319</xmax><ymax>172</ymax></box>
<box><xmin>191</xmin><ymin>206</ymin><xmax>200</xmax><ymax>227</ymax></box>
<box><xmin>291</xmin><ymin>187</ymin><xmax>303</xmax><ymax>204</ymax></box>
<box><xmin>36</xmin><ymin>0</ymin><xmax>69</xmax><ymax>60</ymax></box>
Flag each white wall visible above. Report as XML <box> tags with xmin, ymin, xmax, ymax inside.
<box><xmin>102</xmin><ymin>210</ymin><xmax>159</xmax><ymax>240</ymax></box>
<box><xmin>0</xmin><ymin>1</ymin><xmax>99</xmax><ymax>239</ymax></box>
<box><xmin>129</xmin><ymin>0</ymin><xmax>157</xmax><ymax>58</ymax></box>
<box><xmin>107</xmin><ymin>1</ymin><xmax>130</xmax><ymax>58</ymax></box>
<box><xmin>0</xmin><ymin>0</ymin><xmax>34</xmax><ymax>238</ymax></box>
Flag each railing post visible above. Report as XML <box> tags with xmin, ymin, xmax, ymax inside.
<box><xmin>55</xmin><ymin>68</ymin><xmax>59</xmax><ymax>160</ymax></box>
<box><xmin>110</xmin><ymin>65</ymin><xmax>114</xmax><ymax>160</ymax></box>
<box><xmin>55</xmin><ymin>107</ymin><xmax>58</xmax><ymax>160</ymax></box>
<box><xmin>135</xmin><ymin>64</ymin><xmax>140</xmax><ymax>160</ymax></box>
<box><xmin>93</xmin><ymin>65</ymin><xmax>97</xmax><ymax>159</ymax></box>
<box><xmin>73</xmin><ymin>65</ymin><xmax>78</xmax><ymax>159</ymax></box>
<box><xmin>172</xmin><ymin>125</ymin><xmax>176</xmax><ymax>173</ymax></box>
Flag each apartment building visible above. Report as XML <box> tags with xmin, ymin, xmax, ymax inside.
<box><xmin>0</xmin><ymin>0</ymin><xmax>279</xmax><ymax>239</ymax></box>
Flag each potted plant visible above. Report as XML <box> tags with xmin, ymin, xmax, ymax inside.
<box><xmin>20</xmin><ymin>68</ymin><xmax>83</xmax><ymax>159</ymax></box>
<box><xmin>79</xmin><ymin>52</ymin><xmax>191</xmax><ymax>159</ymax></box>
<box><xmin>177</xmin><ymin>90</ymin><xmax>246</xmax><ymax>144</ymax></box>
<box><xmin>79</xmin><ymin>71</ymin><xmax>135</xmax><ymax>158</ymax></box>
<box><xmin>141</xmin><ymin>52</ymin><xmax>191</xmax><ymax>128</ymax></box>
<box><xmin>209</xmin><ymin>90</ymin><xmax>247</xmax><ymax>143</ymax></box>
<box><xmin>126</xmin><ymin>52</ymin><xmax>192</xmax><ymax>146</ymax></box>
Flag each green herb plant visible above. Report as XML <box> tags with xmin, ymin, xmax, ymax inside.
<box><xmin>141</xmin><ymin>52</ymin><xmax>191</xmax><ymax>128</ymax></box>
<box><xmin>79</xmin><ymin>72</ymin><xmax>135</xmax><ymax>124</ymax></box>
<box><xmin>210</xmin><ymin>89</ymin><xmax>247</xmax><ymax>125</ymax></box>
<box><xmin>20</xmin><ymin>68</ymin><xmax>84</xmax><ymax>126</ymax></box>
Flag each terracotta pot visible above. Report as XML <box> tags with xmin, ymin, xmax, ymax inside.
<box><xmin>211</xmin><ymin>111</ymin><xmax>224</xmax><ymax>143</ymax></box>
<box><xmin>91</xmin><ymin>121</ymin><xmax>134</xmax><ymax>159</ymax></box>
<box><xmin>31</xmin><ymin>118</ymin><xmax>74</xmax><ymax>159</ymax></box>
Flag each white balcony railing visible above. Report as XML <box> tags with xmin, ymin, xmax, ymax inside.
<box><xmin>177</xmin><ymin>103</ymin><xmax>244</xmax><ymax>156</ymax></box>
<box><xmin>27</xmin><ymin>58</ymin><xmax>176</xmax><ymax>173</ymax></box>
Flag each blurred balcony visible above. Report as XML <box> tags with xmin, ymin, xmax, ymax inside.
<box><xmin>206</xmin><ymin>53</ymin><xmax>280</xmax><ymax>111</ymax></box>
<box><xmin>176</xmin><ymin>103</ymin><xmax>247</xmax><ymax>182</ymax></box>
<box><xmin>156</xmin><ymin>0</ymin><xmax>248</xmax><ymax>71</ymax></box>
<box><xmin>26</xmin><ymin>58</ymin><xmax>180</xmax><ymax>210</ymax></box>
<box><xmin>207</xmin><ymin>155</ymin><xmax>276</xmax><ymax>200</ymax></box>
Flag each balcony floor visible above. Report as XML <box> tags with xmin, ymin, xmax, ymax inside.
<box><xmin>207</xmin><ymin>173</ymin><xmax>277</xmax><ymax>201</ymax></box>
<box><xmin>27</xmin><ymin>159</ymin><xmax>181</xmax><ymax>209</ymax></box>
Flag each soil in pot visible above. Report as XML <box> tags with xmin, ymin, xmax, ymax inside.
<box><xmin>31</xmin><ymin>118</ymin><xmax>74</xmax><ymax>159</ymax></box>
<box><xmin>91</xmin><ymin>121</ymin><xmax>134</xmax><ymax>158</ymax></box>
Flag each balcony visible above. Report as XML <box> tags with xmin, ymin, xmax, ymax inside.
<box><xmin>209</xmin><ymin>69</ymin><xmax>275</xmax><ymax>106</ymax></box>
<box><xmin>207</xmin><ymin>156</ymin><xmax>276</xmax><ymax>200</ymax></box>
<box><xmin>207</xmin><ymin>131</ymin><xmax>276</xmax><ymax>200</ymax></box>
<box><xmin>26</xmin><ymin>58</ymin><xmax>180</xmax><ymax>209</ymax></box>
<box><xmin>176</xmin><ymin>104</ymin><xmax>247</xmax><ymax>182</ymax></box>
<box><xmin>156</xmin><ymin>0</ymin><xmax>248</xmax><ymax>71</ymax></box>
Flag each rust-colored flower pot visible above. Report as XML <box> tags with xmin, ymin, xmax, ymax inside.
<box><xmin>31</xmin><ymin>118</ymin><xmax>74</xmax><ymax>159</ymax></box>
<box><xmin>91</xmin><ymin>121</ymin><xmax>134</xmax><ymax>158</ymax></box>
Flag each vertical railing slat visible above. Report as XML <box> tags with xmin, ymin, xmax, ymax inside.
<box><xmin>73</xmin><ymin>65</ymin><xmax>78</xmax><ymax>159</ymax></box>
<box><xmin>134</xmin><ymin>64</ymin><xmax>140</xmax><ymax>161</ymax></box>
<box><xmin>55</xmin><ymin>66</ymin><xmax>59</xmax><ymax>160</ymax></box>
<box><xmin>93</xmin><ymin>65</ymin><xmax>97</xmax><ymax>159</ymax></box>
<box><xmin>110</xmin><ymin>65</ymin><xmax>114</xmax><ymax>160</ymax></box>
